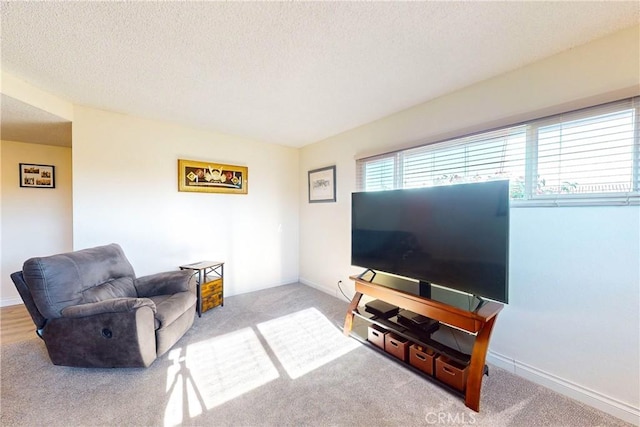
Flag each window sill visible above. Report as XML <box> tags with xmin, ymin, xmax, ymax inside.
<box><xmin>511</xmin><ymin>194</ymin><xmax>640</xmax><ymax>208</ymax></box>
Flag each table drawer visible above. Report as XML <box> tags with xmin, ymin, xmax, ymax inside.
<box><xmin>201</xmin><ymin>279</ymin><xmax>223</xmax><ymax>312</ymax></box>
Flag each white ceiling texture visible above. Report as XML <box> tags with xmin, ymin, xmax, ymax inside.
<box><xmin>1</xmin><ymin>1</ymin><xmax>638</xmax><ymax>148</ymax></box>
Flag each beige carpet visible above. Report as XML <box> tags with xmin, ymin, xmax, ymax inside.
<box><xmin>0</xmin><ymin>283</ymin><xmax>633</xmax><ymax>427</ymax></box>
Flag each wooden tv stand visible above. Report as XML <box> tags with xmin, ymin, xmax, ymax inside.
<box><xmin>343</xmin><ymin>273</ymin><xmax>503</xmax><ymax>412</ymax></box>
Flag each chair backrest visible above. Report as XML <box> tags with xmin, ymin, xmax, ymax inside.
<box><xmin>20</xmin><ymin>244</ymin><xmax>137</xmax><ymax>319</ymax></box>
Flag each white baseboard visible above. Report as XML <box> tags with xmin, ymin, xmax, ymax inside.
<box><xmin>1</xmin><ymin>297</ymin><xmax>23</xmax><ymax>307</ymax></box>
<box><xmin>487</xmin><ymin>351</ymin><xmax>640</xmax><ymax>426</ymax></box>
<box><xmin>300</xmin><ymin>278</ymin><xmax>359</xmax><ymax>305</ymax></box>
<box><xmin>298</xmin><ymin>277</ymin><xmax>340</xmax><ymax>298</ymax></box>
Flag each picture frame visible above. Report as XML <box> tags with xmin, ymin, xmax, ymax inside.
<box><xmin>308</xmin><ymin>165</ymin><xmax>336</xmax><ymax>203</ymax></box>
<box><xmin>19</xmin><ymin>163</ymin><xmax>55</xmax><ymax>189</ymax></box>
<box><xmin>178</xmin><ymin>159</ymin><xmax>248</xmax><ymax>194</ymax></box>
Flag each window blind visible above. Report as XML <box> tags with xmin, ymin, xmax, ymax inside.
<box><xmin>356</xmin><ymin>96</ymin><xmax>640</xmax><ymax>206</ymax></box>
<box><xmin>533</xmin><ymin>98</ymin><xmax>638</xmax><ymax>197</ymax></box>
<box><xmin>401</xmin><ymin>126</ymin><xmax>527</xmax><ymax>190</ymax></box>
<box><xmin>361</xmin><ymin>154</ymin><xmax>396</xmax><ymax>191</ymax></box>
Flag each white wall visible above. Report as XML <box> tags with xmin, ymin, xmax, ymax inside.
<box><xmin>495</xmin><ymin>206</ymin><xmax>639</xmax><ymax>415</ymax></box>
<box><xmin>72</xmin><ymin>106</ymin><xmax>299</xmax><ymax>296</ymax></box>
<box><xmin>299</xmin><ymin>25</ymin><xmax>640</xmax><ymax>423</ymax></box>
<box><xmin>1</xmin><ymin>140</ymin><xmax>73</xmax><ymax>304</ymax></box>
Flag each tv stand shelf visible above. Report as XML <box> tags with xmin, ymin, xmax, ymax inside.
<box><xmin>348</xmin><ymin>315</ymin><xmax>469</xmax><ymax>399</ymax></box>
<box><xmin>344</xmin><ymin>274</ymin><xmax>503</xmax><ymax>412</ymax></box>
<box><xmin>352</xmin><ymin>307</ymin><xmax>474</xmax><ymax>366</ymax></box>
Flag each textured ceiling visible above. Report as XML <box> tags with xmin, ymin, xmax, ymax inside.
<box><xmin>1</xmin><ymin>1</ymin><xmax>638</xmax><ymax>148</ymax></box>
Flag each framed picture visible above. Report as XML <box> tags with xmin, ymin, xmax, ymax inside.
<box><xmin>308</xmin><ymin>165</ymin><xmax>336</xmax><ymax>203</ymax></box>
<box><xmin>178</xmin><ymin>159</ymin><xmax>248</xmax><ymax>194</ymax></box>
<box><xmin>19</xmin><ymin>163</ymin><xmax>55</xmax><ymax>188</ymax></box>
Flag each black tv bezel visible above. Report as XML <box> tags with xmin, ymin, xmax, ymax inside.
<box><xmin>351</xmin><ymin>180</ymin><xmax>509</xmax><ymax>304</ymax></box>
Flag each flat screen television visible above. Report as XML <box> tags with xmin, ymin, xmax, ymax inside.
<box><xmin>351</xmin><ymin>180</ymin><xmax>509</xmax><ymax>303</ymax></box>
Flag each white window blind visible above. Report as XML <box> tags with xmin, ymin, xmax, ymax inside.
<box><xmin>361</xmin><ymin>154</ymin><xmax>396</xmax><ymax>191</ymax></box>
<box><xmin>534</xmin><ymin>101</ymin><xmax>638</xmax><ymax>197</ymax></box>
<box><xmin>356</xmin><ymin>97</ymin><xmax>640</xmax><ymax>206</ymax></box>
<box><xmin>402</xmin><ymin>126</ymin><xmax>526</xmax><ymax>191</ymax></box>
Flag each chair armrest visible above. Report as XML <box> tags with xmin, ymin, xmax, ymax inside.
<box><xmin>61</xmin><ymin>297</ymin><xmax>156</xmax><ymax>318</ymax></box>
<box><xmin>11</xmin><ymin>271</ymin><xmax>47</xmax><ymax>330</ymax></box>
<box><xmin>135</xmin><ymin>270</ymin><xmax>193</xmax><ymax>297</ymax></box>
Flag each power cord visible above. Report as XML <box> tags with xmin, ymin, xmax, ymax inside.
<box><xmin>337</xmin><ymin>280</ymin><xmax>353</xmax><ymax>302</ymax></box>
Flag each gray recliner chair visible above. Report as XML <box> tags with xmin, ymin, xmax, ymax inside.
<box><xmin>10</xmin><ymin>243</ymin><xmax>197</xmax><ymax>368</ymax></box>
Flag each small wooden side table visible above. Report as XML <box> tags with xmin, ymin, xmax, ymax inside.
<box><xmin>179</xmin><ymin>261</ymin><xmax>224</xmax><ymax>317</ymax></box>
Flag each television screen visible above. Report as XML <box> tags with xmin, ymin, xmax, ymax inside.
<box><xmin>351</xmin><ymin>180</ymin><xmax>509</xmax><ymax>303</ymax></box>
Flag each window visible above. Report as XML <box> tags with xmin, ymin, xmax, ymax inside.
<box><xmin>401</xmin><ymin>126</ymin><xmax>526</xmax><ymax>190</ymax></box>
<box><xmin>534</xmin><ymin>108</ymin><xmax>636</xmax><ymax>196</ymax></box>
<box><xmin>362</xmin><ymin>155</ymin><xmax>395</xmax><ymax>191</ymax></box>
<box><xmin>356</xmin><ymin>97</ymin><xmax>639</xmax><ymax>206</ymax></box>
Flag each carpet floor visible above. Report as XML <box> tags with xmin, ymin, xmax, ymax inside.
<box><xmin>0</xmin><ymin>283</ymin><xmax>633</xmax><ymax>427</ymax></box>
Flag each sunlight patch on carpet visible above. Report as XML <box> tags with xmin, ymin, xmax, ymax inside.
<box><xmin>257</xmin><ymin>307</ymin><xmax>360</xmax><ymax>379</ymax></box>
<box><xmin>163</xmin><ymin>327</ymin><xmax>279</xmax><ymax>427</ymax></box>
